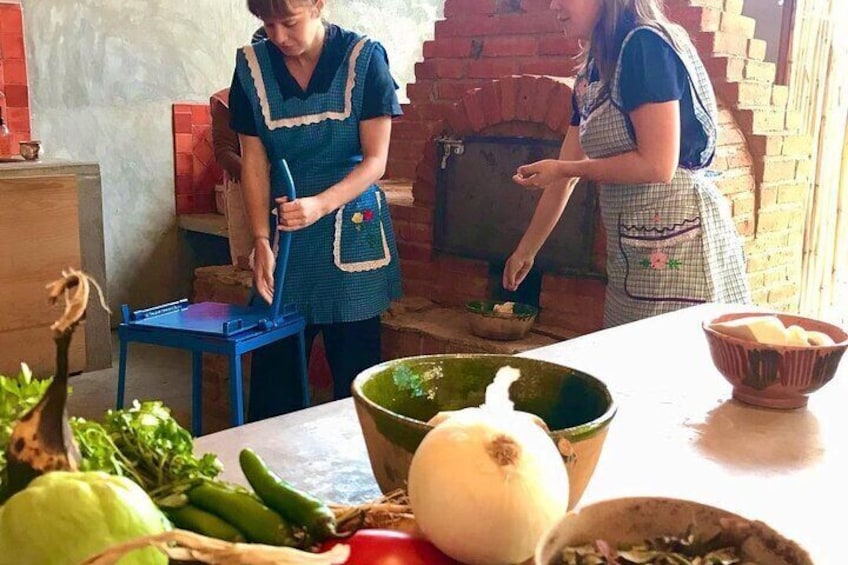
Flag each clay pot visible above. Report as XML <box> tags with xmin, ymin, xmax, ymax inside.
<box><xmin>352</xmin><ymin>354</ymin><xmax>617</xmax><ymax>510</ymax></box>
<box><xmin>466</xmin><ymin>300</ymin><xmax>538</xmax><ymax>341</ymax></box>
<box><xmin>535</xmin><ymin>497</ymin><xmax>812</xmax><ymax>565</ymax></box>
<box><xmin>19</xmin><ymin>140</ymin><xmax>41</xmax><ymax>160</ymax></box>
<box><xmin>703</xmin><ymin>312</ymin><xmax>848</xmax><ymax>409</ymax></box>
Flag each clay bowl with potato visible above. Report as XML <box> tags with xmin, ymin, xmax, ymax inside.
<box><xmin>703</xmin><ymin>312</ymin><xmax>848</xmax><ymax>409</ymax></box>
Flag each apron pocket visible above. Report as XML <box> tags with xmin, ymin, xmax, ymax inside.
<box><xmin>618</xmin><ymin>208</ymin><xmax>709</xmax><ymax>304</ymax></box>
<box><xmin>333</xmin><ymin>189</ymin><xmax>391</xmax><ymax>272</ymax></box>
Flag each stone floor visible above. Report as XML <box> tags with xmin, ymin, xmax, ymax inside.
<box><xmin>65</xmin><ymin>297</ymin><xmax>562</xmax><ymax>437</ymax></box>
<box><xmin>67</xmin><ymin>332</ymin><xmax>195</xmax><ymax>430</ymax></box>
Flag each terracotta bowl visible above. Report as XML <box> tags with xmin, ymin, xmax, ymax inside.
<box><xmin>19</xmin><ymin>140</ymin><xmax>41</xmax><ymax>161</ymax></box>
<box><xmin>702</xmin><ymin>312</ymin><xmax>848</xmax><ymax>409</ymax></box>
<box><xmin>351</xmin><ymin>354</ymin><xmax>617</xmax><ymax>510</ymax></box>
<box><xmin>466</xmin><ymin>300</ymin><xmax>539</xmax><ymax>341</ymax></box>
<box><xmin>535</xmin><ymin>497</ymin><xmax>812</xmax><ymax>565</ymax></box>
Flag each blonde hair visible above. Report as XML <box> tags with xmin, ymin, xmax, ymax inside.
<box><xmin>584</xmin><ymin>0</ymin><xmax>688</xmax><ymax>84</ymax></box>
<box><xmin>247</xmin><ymin>0</ymin><xmax>320</xmax><ymax>20</ymax></box>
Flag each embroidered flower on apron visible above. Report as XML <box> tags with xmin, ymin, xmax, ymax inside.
<box><xmin>335</xmin><ymin>189</ymin><xmax>392</xmax><ymax>267</ymax></box>
<box><xmin>351</xmin><ymin>208</ymin><xmax>382</xmax><ymax>251</ymax></box>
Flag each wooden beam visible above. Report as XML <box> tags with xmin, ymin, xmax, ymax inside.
<box><xmin>776</xmin><ymin>0</ymin><xmax>797</xmax><ymax>85</ymax></box>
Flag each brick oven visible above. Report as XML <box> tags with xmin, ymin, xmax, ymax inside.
<box><xmin>379</xmin><ymin>0</ymin><xmax>811</xmax><ymax>359</ymax></box>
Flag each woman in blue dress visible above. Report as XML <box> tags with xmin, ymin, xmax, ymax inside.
<box><xmin>229</xmin><ymin>0</ymin><xmax>403</xmax><ymax>420</ymax></box>
<box><xmin>505</xmin><ymin>0</ymin><xmax>751</xmax><ymax>327</ymax></box>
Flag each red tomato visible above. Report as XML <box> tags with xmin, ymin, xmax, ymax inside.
<box><xmin>319</xmin><ymin>529</ymin><xmax>459</xmax><ymax>565</ymax></box>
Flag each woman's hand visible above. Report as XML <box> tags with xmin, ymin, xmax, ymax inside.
<box><xmin>513</xmin><ymin>159</ymin><xmax>567</xmax><ymax>190</ymax></box>
<box><xmin>252</xmin><ymin>238</ymin><xmax>276</xmax><ymax>304</ymax></box>
<box><xmin>276</xmin><ymin>195</ymin><xmax>327</xmax><ymax>231</ymax></box>
<box><xmin>503</xmin><ymin>249</ymin><xmax>535</xmax><ymax>291</ymax></box>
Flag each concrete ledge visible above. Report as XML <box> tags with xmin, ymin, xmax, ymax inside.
<box><xmin>179</xmin><ymin>213</ymin><xmax>228</xmax><ymax>238</ymax></box>
<box><xmin>381</xmin><ymin>178</ymin><xmax>414</xmax><ymax>206</ymax></box>
<box><xmin>381</xmin><ymin>296</ymin><xmax>559</xmax><ymax>359</ymax></box>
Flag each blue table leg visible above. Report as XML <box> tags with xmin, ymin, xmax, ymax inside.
<box><xmin>116</xmin><ymin>338</ymin><xmax>128</xmax><ymax>409</ymax></box>
<box><xmin>229</xmin><ymin>354</ymin><xmax>244</xmax><ymax>427</ymax></box>
<box><xmin>297</xmin><ymin>330</ymin><xmax>311</xmax><ymax>407</ymax></box>
<box><xmin>191</xmin><ymin>352</ymin><xmax>203</xmax><ymax>437</ymax></box>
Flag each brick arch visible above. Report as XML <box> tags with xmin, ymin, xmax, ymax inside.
<box><xmin>411</xmin><ymin>75</ymin><xmax>574</xmax><ymax>208</ymax></box>
<box><xmin>445</xmin><ymin>75</ymin><xmax>573</xmax><ymax>137</ymax></box>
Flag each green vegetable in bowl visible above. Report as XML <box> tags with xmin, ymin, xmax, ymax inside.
<box><xmin>0</xmin><ymin>471</ymin><xmax>171</xmax><ymax>565</ymax></box>
<box><xmin>552</xmin><ymin>529</ymin><xmax>747</xmax><ymax>565</ymax></box>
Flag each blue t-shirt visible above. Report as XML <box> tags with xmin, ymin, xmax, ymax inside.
<box><xmin>230</xmin><ymin>24</ymin><xmax>402</xmax><ymax>135</ymax></box>
<box><xmin>570</xmin><ymin>28</ymin><xmax>708</xmax><ymax>169</ymax></box>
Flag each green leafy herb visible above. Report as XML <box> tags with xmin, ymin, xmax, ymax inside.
<box><xmin>96</xmin><ymin>400</ymin><xmax>222</xmax><ymax>494</ymax></box>
<box><xmin>1</xmin><ymin>368</ymin><xmax>222</xmax><ymax>504</ymax></box>
<box><xmin>553</xmin><ymin>529</ymin><xmax>750</xmax><ymax>565</ymax></box>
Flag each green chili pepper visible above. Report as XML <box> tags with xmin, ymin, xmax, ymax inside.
<box><xmin>239</xmin><ymin>448</ymin><xmax>341</xmax><ymax>542</ymax></box>
<box><xmin>187</xmin><ymin>482</ymin><xmax>300</xmax><ymax>546</ymax></box>
<box><xmin>164</xmin><ymin>503</ymin><xmax>246</xmax><ymax>542</ymax></box>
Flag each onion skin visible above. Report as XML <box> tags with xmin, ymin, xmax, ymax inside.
<box><xmin>408</xmin><ymin>408</ymin><xmax>569</xmax><ymax>565</ymax></box>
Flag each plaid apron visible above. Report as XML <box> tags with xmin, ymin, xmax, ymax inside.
<box><xmin>576</xmin><ymin>26</ymin><xmax>751</xmax><ymax>328</ymax></box>
<box><xmin>234</xmin><ymin>35</ymin><xmax>402</xmax><ymax>324</ymax></box>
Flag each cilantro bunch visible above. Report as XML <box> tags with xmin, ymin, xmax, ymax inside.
<box><xmin>0</xmin><ymin>367</ymin><xmax>221</xmax><ymax>503</ymax></box>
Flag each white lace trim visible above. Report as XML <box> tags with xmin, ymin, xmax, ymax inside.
<box><xmin>333</xmin><ymin>192</ymin><xmax>391</xmax><ymax>272</ymax></box>
<box><xmin>244</xmin><ymin>38</ymin><xmax>366</xmax><ymax>130</ymax></box>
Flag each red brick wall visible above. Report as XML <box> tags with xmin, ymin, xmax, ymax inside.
<box><xmin>667</xmin><ymin>0</ymin><xmax>808</xmax><ymax>310</ymax></box>
<box><xmin>385</xmin><ymin>0</ymin><xmax>807</xmax><ymax>338</ymax></box>
<box><xmin>172</xmin><ymin>102</ymin><xmax>222</xmax><ymax>214</ymax></box>
<box><xmin>0</xmin><ymin>2</ymin><xmax>31</xmax><ymax>156</ymax></box>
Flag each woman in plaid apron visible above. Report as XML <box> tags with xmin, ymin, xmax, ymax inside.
<box><xmin>230</xmin><ymin>0</ymin><xmax>402</xmax><ymax>420</ymax></box>
<box><xmin>506</xmin><ymin>0</ymin><xmax>751</xmax><ymax>327</ymax></box>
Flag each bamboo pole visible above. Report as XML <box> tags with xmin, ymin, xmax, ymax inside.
<box><xmin>789</xmin><ymin>0</ymin><xmax>848</xmax><ymax>323</ymax></box>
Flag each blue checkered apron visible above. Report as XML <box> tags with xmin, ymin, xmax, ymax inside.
<box><xmin>576</xmin><ymin>26</ymin><xmax>751</xmax><ymax>328</ymax></box>
<box><xmin>235</xmin><ymin>35</ymin><xmax>402</xmax><ymax>324</ymax></box>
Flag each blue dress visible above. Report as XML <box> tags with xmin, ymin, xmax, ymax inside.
<box><xmin>232</xmin><ymin>29</ymin><xmax>403</xmax><ymax>324</ymax></box>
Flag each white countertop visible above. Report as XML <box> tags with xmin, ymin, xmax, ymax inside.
<box><xmin>196</xmin><ymin>304</ymin><xmax>847</xmax><ymax>563</ymax></box>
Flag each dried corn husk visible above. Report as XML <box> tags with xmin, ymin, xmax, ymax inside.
<box><xmin>332</xmin><ymin>488</ymin><xmax>419</xmax><ymax>535</ymax></box>
<box><xmin>80</xmin><ymin>529</ymin><xmax>350</xmax><ymax>565</ymax></box>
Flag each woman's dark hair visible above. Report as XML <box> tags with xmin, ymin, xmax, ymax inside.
<box><xmin>247</xmin><ymin>0</ymin><xmax>318</xmax><ymax>20</ymax></box>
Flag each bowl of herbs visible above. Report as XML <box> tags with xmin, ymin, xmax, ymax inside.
<box><xmin>535</xmin><ymin>497</ymin><xmax>812</xmax><ymax>565</ymax></box>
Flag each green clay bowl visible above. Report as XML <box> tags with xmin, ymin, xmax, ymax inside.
<box><xmin>351</xmin><ymin>354</ymin><xmax>617</xmax><ymax>510</ymax></box>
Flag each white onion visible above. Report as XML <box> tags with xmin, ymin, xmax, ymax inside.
<box><xmin>408</xmin><ymin>367</ymin><xmax>569</xmax><ymax>565</ymax></box>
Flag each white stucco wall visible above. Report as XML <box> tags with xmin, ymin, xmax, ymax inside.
<box><xmin>741</xmin><ymin>0</ymin><xmax>786</xmax><ymax>63</ymax></box>
<box><xmin>21</xmin><ymin>0</ymin><xmax>440</xmax><ymax>315</ymax></box>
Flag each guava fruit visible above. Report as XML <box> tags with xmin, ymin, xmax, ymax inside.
<box><xmin>0</xmin><ymin>471</ymin><xmax>170</xmax><ymax>565</ymax></box>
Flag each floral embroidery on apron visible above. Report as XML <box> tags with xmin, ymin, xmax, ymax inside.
<box><xmin>333</xmin><ymin>189</ymin><xmax>392</xmax><ymax>272</ymax></box>
<box><xmin>617</xmin><ymin>208</ymin><xmax>708</xmax><ymax>304</ymax></box>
